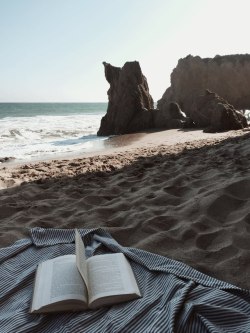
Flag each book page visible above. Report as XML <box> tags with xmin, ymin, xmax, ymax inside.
<box><xmin>87</xmin><ymin>253</ymin><xmax>141</xmax><ymax>305</ymax></box>
<box><xmin>75</xmin><ymin>230</ymin><xmax>88</xmax><ymax>288</ymax></box>
<box><xmin>31</xmin><ymin>255</ymin><xmax>88</xmax><ymax>312</ymax></box>
<box><xmin>50</xmin><ymin>255</ymin><xmax>87</xmax><ymax>303</ymax></box>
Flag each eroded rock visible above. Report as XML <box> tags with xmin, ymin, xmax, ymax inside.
<box><xmin>0</xmin><ymin>157</ymin><xmax>15</xmax><ymax>164</ymax></box>
<box><xmin>98</xmin><ymin>61</ymin><xmax>154</xmax><ymax>136</ymax></box>
<box><xmin>192</xmin><ymin>90</ymin><xmax>248</xmax><ymax>132</ymax></box>
<box><xmin>158</xmin><ymin>54</ymin><xmax>250</xmax><ymax>120</ymax></box>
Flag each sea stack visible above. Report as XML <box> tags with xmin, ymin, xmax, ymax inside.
<box><xmin>97</xmin><ymin>61</ymin><xmax>154</xmax><ymax>136</ymax></box>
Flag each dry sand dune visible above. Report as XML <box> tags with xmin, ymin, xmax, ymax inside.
<box><xmin>0</xmin><ymin>129</ymin><xmax>250</xmax><ymax>289</ymax></box>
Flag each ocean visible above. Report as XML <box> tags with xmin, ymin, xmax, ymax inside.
<box><xmin>0</xmin><ymin>103</ymin><xmax>108</xmax><ymax>163</ymax></box>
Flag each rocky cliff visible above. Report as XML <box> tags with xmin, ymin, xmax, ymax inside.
<box><xmin>158</xmin><ymin>54</ymin><xmax>250</xmax><ymax>115</ymax></box>
<box><xmin>98</xmin><ymin>61</ymin><xmax>154</xmax><ymax>136</ymax></box>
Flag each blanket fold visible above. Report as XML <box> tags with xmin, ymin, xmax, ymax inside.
<box><xmin>0</xmin><ymin>227</ymin><xmax>249</xmax><ymax>333</ymax></box>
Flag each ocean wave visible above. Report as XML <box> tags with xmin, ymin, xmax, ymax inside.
<box><xmin>0</xmin><ymin>113</ymin><xmax>105</xmax><ymax>161</ymax></box>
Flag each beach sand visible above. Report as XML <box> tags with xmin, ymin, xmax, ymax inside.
<box><xmin>0</xmin><ymin>128</ymin><xmax>250</xmax><ymax>289</ymax></box>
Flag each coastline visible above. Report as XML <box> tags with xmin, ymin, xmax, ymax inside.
<box><xmin>0</xmin><ymin>127</ymin><xmax>247</xmax><ymax>169</ymax></box>
<box><xmin>0</xmin><ymin>127</ymin><xmax>249</xmax><ymax>191</ymax></box>
<box><xmin>0</xmin><ymin>128</ymin><xmax>250</xmax><ymax>290</ymax></box>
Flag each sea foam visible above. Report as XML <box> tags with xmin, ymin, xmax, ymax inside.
<box><xmin>0</xmin><ymin>106</ymin><xmax>106</xmax><ymax>162</ymax></box>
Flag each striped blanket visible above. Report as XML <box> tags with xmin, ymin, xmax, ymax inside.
<box><xmin>0</xmin><ymin>228</ymin><xmax>249</xmax><ymax>332</ymax></box>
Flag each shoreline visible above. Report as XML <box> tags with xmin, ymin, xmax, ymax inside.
<box><xmin>0</xmin><ymin>128</ymin><xmax>248</xmax><ymax>189</ymax></box>
<box><xmin>1</xmin><ymin>127</ymin><xmax>247</xmax><ymax>168</ymax></box>
<box><xmin>0</xmin><ymin>128</ymin><xmax>248</xmax><ymax>190</ymax></box>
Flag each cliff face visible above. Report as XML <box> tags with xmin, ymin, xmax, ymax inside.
<box><xmin>158</xmin><ymin>54</ymin><xmax>250</xmax><ymax>114</ymax></box>
<box><xmin>98</xmin><ymin>61</ymin><xmax>154</xmax><ymax>136</ymax></box>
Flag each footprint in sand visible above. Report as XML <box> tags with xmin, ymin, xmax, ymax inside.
<box><xmin>225</xmin><ymin>178</ymin><xmax>250</xmax><ymax>200</ymax></box>
<box><xmin>207</xmin><ymin>194</ymin><xmax>246</xmax><ymax>223</ymax></box>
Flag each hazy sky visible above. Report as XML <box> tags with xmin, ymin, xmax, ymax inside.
<box><xmin>0</xmin><ymin>0</ymin><xmax>249</xmax><ymax>102</ymax></box>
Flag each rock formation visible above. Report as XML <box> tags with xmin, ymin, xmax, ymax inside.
<box><xmin>192</xmin><ymin>90</ymin><xmax>248</xmax><ymax>132</ymax></box>
<box><xmin>158</xmin><ymin>54</ymin><xmax>250</xmax><ymax>120</ymax></box>
<box><xmin>98</xmin><ymin>61</ymin><xmax>154</xmax><ymax>136</ymax></box>
<box><xmin>152</xmin><ymin>102</ymin><xmax>188</xmax><ymax>129</ymax></box>
<box><xmin>0</xmin><ymin>157</ymin><xmax>15</xmax><ymax>163</ymax></box>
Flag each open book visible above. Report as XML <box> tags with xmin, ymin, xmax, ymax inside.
<box><xmin>30</xmin><ymin>231</ymin><xmax>141</xmax><ymax>313</ymax></box>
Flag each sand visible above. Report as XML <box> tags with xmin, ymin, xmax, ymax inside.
<box><xmin>0</xmin><ymin>128</ymin><xmax>250</xmax><ymax>289</ymax></box>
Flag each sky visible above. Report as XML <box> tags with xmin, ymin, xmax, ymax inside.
<box><xmin>0</xmin><ymin>0</ymin><xmax>250</xmax><ymax>102</ymax></box>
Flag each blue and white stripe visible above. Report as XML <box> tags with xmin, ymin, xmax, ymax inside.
<box><xmin>0</xmin><ymin>228</ymin><xmax>249</xmax><ymax>332</ymax></box>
